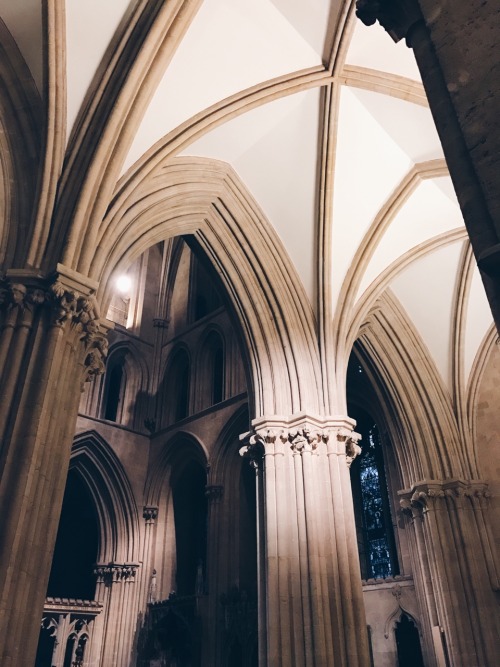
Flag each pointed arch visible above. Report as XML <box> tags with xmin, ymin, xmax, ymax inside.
<box><xmin>71</xmin><ymin>430</ymin><xmax>140</xmax><ymax>563</ymax></box>
<box><xmin>355</xmin><ymin>292</ymin><xmax>471</xmax><ymax>486</ymax></box>
<box><xmin>91</xmin><ymin>157</ymin><xmax>322</xmax><ymax>418</ymax></box>
<box><xmin>0</xmin><ymin>18</ymin><xmax>42</xmax><ymax>268</ymax></box>
<box><xmin>384</xmin><ymin>604</ymin><xmax>421</xmax><ymax>640</ymax></box>
<box><xmin>194</xmin><ymin>326</ymin><xmax>226</xmax><ymax>411</ymax></box>
<box><xmin>160</xmin><ymin>344</ymin><xmax>192</xmax><ymax>427</ymax></box>
<box><xmin>101</xmin><ymin>340</ymin><xmax>150</xmax><ymax>429</ymax></box>
<box><xmin>145</xmin><ymin>431</ymin><xmax>208</xmax><ymax>509</ymax></box>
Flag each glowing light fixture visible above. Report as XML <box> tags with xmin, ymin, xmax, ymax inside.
<box><xmin>116</xmin><ymin>274</ymin><xmax>132</xmax><ymax>295</ymax></box>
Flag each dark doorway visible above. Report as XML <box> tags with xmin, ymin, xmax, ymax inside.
<box><xmin>395</xmin><ymin>613</ymin><xmax>425</xmax><ymax>667</ymax></box>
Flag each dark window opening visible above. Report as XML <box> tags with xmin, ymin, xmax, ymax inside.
<box><xmin>395</xmin><ymin>613</ymin><xmax>425</xmax><ymax>667</ymax></box>
<box><xmin>172</xmin><ymin>461</ymin><xmax>207</xmax><ymax>596</ymax></box>
<box><xmin>34</xmin><ymin>622</ymin><xmax>56</xmax><ymax>667</ymax></box>
<box><xmin>47</xmin><ymin>470</ymin><xmax>99</xmax><ymax>600</ymax></box>
<box><xmin>190</xmin><ymin>255</ymin><xmax>222</xmax><ymax>322</ymax></box>
<box><xmin>168</xmin><ymin>351</ymin><xmax>190</xmax><ymax>423</ymax></box>
<box><xmin>104</xmin><ymin>362</ymin><xmax>124</xmax><ymax>422</ymax></box>
<box><xmin>212</xmin><ymin>343</ymin><xmax>224</xmax><ymax>405</ymax></box>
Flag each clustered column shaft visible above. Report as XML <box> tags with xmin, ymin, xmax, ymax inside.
<box><xmin>242</xmin><ymin>415</ymin><xmax>371</xmax><ymax>667</ymax></box>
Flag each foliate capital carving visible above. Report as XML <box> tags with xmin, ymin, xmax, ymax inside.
<box><xmin>0</xmin><ymin>271</ymin><xmax>108</xmax><ymax>385</ymax></box>
<box><xmin>0</xmin><ymin>278</ymin><xmax>48</xmax><ymax>314</ymax></box>
<box><xmin>398</xmin><ymin>479</ymin><xmax>491</xmax><ymax>516</ymax></box>
<box><xmin>324</xmin><ymin>425</ymin><xmax>362</xmax><ymax>467</ymax></box>
<box><xmin>94</xmin><ymin>563</ymin><xmax>139</xmax><ymax>584</ymax></box>
<box><xmin>205</xmin><ymin>485</ymin><xmax>224</xmax><ymax>504</ymax></box>
<box><xmin>143</xmin><ymin>506</ymin><xmax>159</xmax><ymax>524</ymax></box>
<box><xmin>289</xmin><ymin>428</ymin><xmax>322</xmax><ymax>454</ymax></box>
<box><xmin>242</xmin><ymin>415</ymin><xmax>361</xmax><ymax>467</ymax></box>
<box><xmin>355</xmin><ymin>0</ymin><xmax>423</xmax><ymax>44</ymax></box>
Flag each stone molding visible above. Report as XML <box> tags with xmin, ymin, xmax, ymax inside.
<box><xmin>240</xmin><ymin>414</ymin><xmax>362</xmax><ymax>467</ymax></box>
<box><xmin>399</xmin><ymin>479</ymin><xmax>491</xmax><ymax>517</ymax></box>
<box><xmin>94</xmin><ymin>563</ymin><xmax>139</xmax><ymax>584</ymax></box>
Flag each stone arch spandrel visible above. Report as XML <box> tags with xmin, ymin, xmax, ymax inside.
<box><xmin>71</xmin><ymin>430</ymin><xmax>140</xmax><ymax>564</ymax></box>
<box><xmin>90</xmin><ymin>157</ymin><xmax>323</xmax><ymax>418</ymax></box>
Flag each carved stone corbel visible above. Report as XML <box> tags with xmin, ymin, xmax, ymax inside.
<box><xmin>355</xmin><ymin>0</ymin><xmax>423</xmax><ymax>44</ymax></box>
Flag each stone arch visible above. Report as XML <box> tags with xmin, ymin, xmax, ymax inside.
<box><xmin>85</xmin><ymin>157</ymin><xmax>322</xmax><ymax>419</ymax></box>
<box><xmin>100</xmin><ymin>340</ymin><xmax>149</xmax><ymax>429</ymax></box>
<box><xmin>354</xmin><ymin>292</ymin><xmax>469</xmax><ymax>487</ymax></box>
<box><xmin>159</xmin><ymin>343</ymin><xmax>192</xmax><ymax>427</ymax></box>
<box><xmin>0</xmin><ymin>19</ymin><xmax>42</xmax><ymax>268</ymax></box>
<box><xmin>145</xmin><ymin>431</ymin><xmax>208</xmax><ymax>601</ymax></box>
<box><xmin>193</xmin><ymin>326</ymin><xmax>226</xmax><ymax>411</ymax></box>
<box><xmin>71</xmin><ymin>430</ymin><xmax>140</xmax><ymax>564</ymax></box>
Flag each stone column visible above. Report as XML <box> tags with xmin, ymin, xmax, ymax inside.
<box><xmin>355</xmin><ymin>0</ymin><xmax>500</xmax><ymax>330</ymax></box>
<box><xmin>400</xmin><ymin>480</ymin><xmax>500</xmax><ymax>667</ymax></box>
<box><xmin>95</xmin><ymin>563</ymin><xmax>140</xmax><ymax>666</ymax></box>
<box><xmin>0</xmin><ymin>267</ymin><xmax>108</xmax><ymax>667</ymax></box>
<box><xmin>241</xmin><ymin>414</ymin><xmax>370</xmax><ymax>667</ymax></box>
<box><xmin>203</xmin><ymin>483</ymin><xmax>224</xmax><ymax>665</ymax></box>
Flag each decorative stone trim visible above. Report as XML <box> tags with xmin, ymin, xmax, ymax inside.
<box><xmin>94</xmin><ymin>563</ymin><xmax>139</xmax><ymax>584</ymax></box>
<box><xmin>399</xmin><ymin>479</ymin><xmax>491</xmax><ymax>516</ymax></box>
<box><xmin>240</xmin><ymin>414</ymin><xmax>362</xmax><ymax>467</ymax></box>
<box><xmin>143</xmin><ymin>506</ymin><xmax>159</xmax><ymax>523</ymax></box>
<box><xmin>44</xmin><ymin>598</ymin><xmax>102</xmax><ymax>614</ymax></box>
<box><xmin>0</xmin><ymin>269</ymin><xmax>108</xmax><ymax>386</ymax></box>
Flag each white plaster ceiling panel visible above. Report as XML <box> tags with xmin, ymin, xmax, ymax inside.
<box><xmin>183</xmin><ymin>88</ymin><xmax>321</xmax><ymax>306</ymax></box>
<box><xmin>351</xmin><ymin>88</ymin><xmax>443</xmax><ymax>163</ymax></box>
<box><xmin>390</xmin><ymin>240</ymin><xmax>463</xmax><ymax>390</ymax></box>
<box><xmin>122</xmin><ymin>0</ymin><xmax>321</xmax><ymax>174</ymax></box>
<box><xmin>464</xmin><ymin>266</ymin><xmax>494</xmax><ymax>385</ymax></box>
<box><xmin>66</xmin><ymin>0</ymin><xmax>133</xmax><ymax>137</ymax></box>
<box><xmin>331</xmin><ymin>86</ymin><xmax>412</xmax><ymax>310</ymax></box>
<box><xmin>270</xmin><ymin>0</ymin><xmax>341</xmax><ymax>61</ymax></box>
<box><xmin>358</xmin><ymin>178</ymin><xmax>464</xmax><ymax>299</ymax></box>
<box><xmin>346</xmin><ymin>19</ymin><xmax>421</xmax><ymax>81</ymax></box>
<box><xmin>0</xmin><ymin>0</ymin><xmax>43</xmax><ymax>94</ymax></box>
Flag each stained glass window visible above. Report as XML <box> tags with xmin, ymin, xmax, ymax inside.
<box><xmin>350</xmin><ymin>417</ymin><xmax>399</xmax><ymax>579</ymax></box>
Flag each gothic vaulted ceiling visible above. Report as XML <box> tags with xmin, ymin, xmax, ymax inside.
<box><xmin>0</xmin><ymin>0</ymin><xmax>494</xmax><ymax>412</ymax></box>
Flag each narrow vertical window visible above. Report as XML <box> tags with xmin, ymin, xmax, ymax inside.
<box><xmin>104</xmin><ymin>363</ymin><xmax>124</xmax><ymax>422</ymax></box>
<box><xmin>211</xmin><ymin>343</ymin><xmax>224</xmax><ymax>405</ymax></box>
<box><xmin>350</xmin><ymin>415</ymin><xmax>399</xmax><ymax>579</ymax></box>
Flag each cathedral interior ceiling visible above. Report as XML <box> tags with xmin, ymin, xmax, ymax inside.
<box><xmin>0</xmin><ymin>0</ymin><xmax>494</xmax><ymax>416</ymax></box>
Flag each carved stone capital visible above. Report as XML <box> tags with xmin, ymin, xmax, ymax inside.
<box><xmin>143</xmin><ymin>506</ymin><xmax>159</xmax><ymax>524</ymax></box>
<box><xmin>243</xmin><ymin>414</ymin><xmax>361</xmax><ymax>467</ymax></box>
<box><xmin>94</xmin><ymin>562</ymin><xmax>139</xmax><ymax>584</ymax></box>
<box><xmin>0</xmin><ymin>277</ymin><xmax>48</xmax><ymax>316</ymax></box>
<box><xmin>356</xmin><ymin>0</ymin><xmax>423</xmax><ymax>44</ymax></box>
<box><xmin>205</xmin><ymin>485</ymin><xmax>224</xmax><ymax>504</ymax></box>
<box><xmin>289</xmin><ymin>428</ymin><xmax>322</xmax><ymax>454</ymax></box>
<box><xmin>1</xmin><ymin>268</ymin><xmax>109</xmax><ymax>386</ymax></box>
<box><xmin>398</xmin><ymin>479</ymin><xmax>491</xmax><ymax>515</ymax></box>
